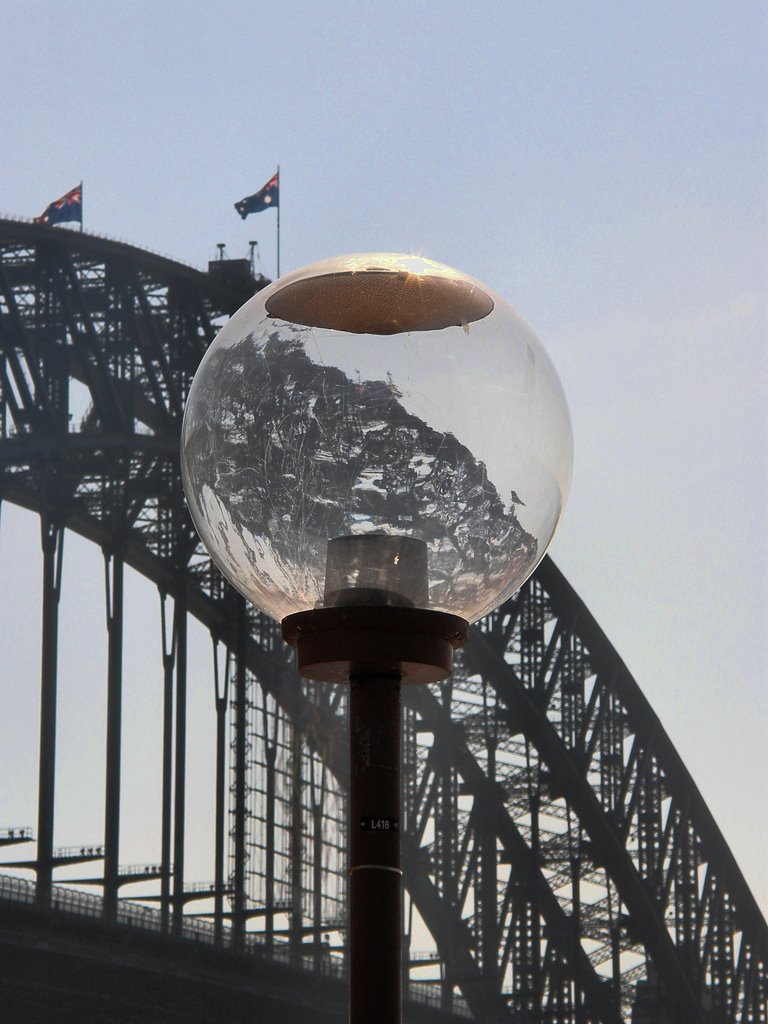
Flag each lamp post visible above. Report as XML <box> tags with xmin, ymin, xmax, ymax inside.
<box><xmin>180</xmin><ymin>253</ymin><xmax>573</xmax><ymax>1024</ymax></box>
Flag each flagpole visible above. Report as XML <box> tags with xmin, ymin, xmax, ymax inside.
<box><xmin>276</xmin><ymin>165</ymin><xmax>280</xmax><ymax>278</ymax></box>
<box><xmin>80</xmin><ymin>181</ymin><xmax>84</xmax><ymax>232</ymax></box>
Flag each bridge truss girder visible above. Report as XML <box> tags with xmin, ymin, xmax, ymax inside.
<box><xmin>0</xmin><ymin>219</ymin><xmax>765</xmax><ymax>1024</ymax></box>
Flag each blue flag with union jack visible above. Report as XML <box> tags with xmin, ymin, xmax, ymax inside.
<box><xmin>234</xmin><ymin>173</ymin><xmax>278</xmax><ymax>219</ymax></box>
<box><xmin>34</xmin><ymin>184</ymin><xmax>82</xmax><ymax>226</ymax></box>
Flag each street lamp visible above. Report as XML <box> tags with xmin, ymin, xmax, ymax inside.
<box><xmin>180</xmin><ymin>252</ymin><xmax>572</xmax><ymax>1023</ymax></box>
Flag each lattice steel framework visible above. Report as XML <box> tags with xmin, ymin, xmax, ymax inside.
<box><xmin>0</xmin><ymin>218</ymin><xmax>765</xmax><ymax>1024</ymax></box>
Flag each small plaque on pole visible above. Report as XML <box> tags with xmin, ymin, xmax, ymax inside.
<box><xmin>360</xmin><ymin>816</ymin><xmax>399</xmax><ymax>832</ymax></box>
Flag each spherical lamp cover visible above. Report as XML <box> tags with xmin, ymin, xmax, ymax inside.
<box><xmin>181</xmin><ymin>254</ymin><xmax>572</xmax><ymax>624</ymax></box>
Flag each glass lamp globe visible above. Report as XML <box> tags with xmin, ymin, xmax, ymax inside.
<box><xmin>181</xmin><ymin>253</ymin><xmax>572</xmax><ymax>626</ymax></box>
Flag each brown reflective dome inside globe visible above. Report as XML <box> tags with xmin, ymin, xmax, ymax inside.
<box><xmin>265</xmin><ymin>269</ymin><xmax>494</xmax><ymax>334</ymax></box>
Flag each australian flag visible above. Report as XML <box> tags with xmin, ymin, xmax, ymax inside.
<box><xmin>234</xmin><ymin>173</ymin><xmax>279</xmax><ymax>219</ymax></box>
<box><xmin>34</xmin><ymin>184</ymin><xmax>82</xmax><ymax>226</ymax></box>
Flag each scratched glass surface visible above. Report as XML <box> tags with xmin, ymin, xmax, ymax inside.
<box><xmin>181</xmin><ymin>254</ymin><xmax>572</xmax><ymax>623</ymax></box>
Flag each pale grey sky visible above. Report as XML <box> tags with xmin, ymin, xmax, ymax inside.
<box><xmin>1</xmin><ymin>1</ymin><xmax>766</xmax><ymax>915</ymax></box>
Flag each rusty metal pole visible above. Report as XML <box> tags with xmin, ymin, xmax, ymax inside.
<box><xmin>349</xmin><ymin>672</ymin><xmax>402</xmax><ymax>1024</ymax></box>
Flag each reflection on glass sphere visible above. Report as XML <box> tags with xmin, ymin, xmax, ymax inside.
<box><xmin>181</xmin><ymin>253</ymin><xmax>573</xmax><ymax>624</ymax></box>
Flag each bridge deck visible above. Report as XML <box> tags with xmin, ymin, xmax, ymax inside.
<box><xmin>0</xmin><ymin>874</ymin><xmax>470</xmax><ymax>1024</ymax></box>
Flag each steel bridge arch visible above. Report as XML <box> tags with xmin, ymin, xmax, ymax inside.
<box><xmin>0</xmin><ymin>219</ymin><xmax>765</xmax><ymax>1024</ymax></box>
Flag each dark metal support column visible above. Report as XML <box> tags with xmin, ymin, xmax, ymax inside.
<box><xmin>571</xmin><ymin>824</ymin><xmax>584</xmax><ymax>1024</ymax></box>
<box><xmin>349</xmin><ymin>672</ymin><xmax>402</xmax><ymax>1024</ymax></box>
<box><xmin>530</xmin><ymin>784</ymin><xmax>543</xmax><ymax>1010</ymax></box>
<box><xmin>313</xmin><ymin>801</ymin><xmax>323</xmax><ymax>963</ymax></box>
<box><xmin>435</xmin><ymin>679</ymin><xmax>457</xmax><ymax>1016</ymax></box>
<box><xmin>213</xmin><ymin>638</ymin><xmax>229</xmax><ymax>945</ymax></box>
<box><xmin>231</xmin><ymin>597</ymin><xmax>248</xmax><ymax>948</ymax></box>
<box><xmin>159</xmin><ymin>592</ymin><xmax>175</xmax><ymax>932</ymax></box>
<box><xmin>103</xmin><ymin>550</ymin><xmax>124</xmax><ymax>918</ymax></box>
<box><xmin>310</xmin><ymin>758</ymin><xmax>324</xmax><ymax>966</ymax></box>
<box><xmin>36</xmin><ymin>519</ymin><xmax>63</xmax><ymax>906</ymax></box>
<box><xmin>290</xmin><ymin>725</ymin><xmax>303</xmax><ymax>961</ymax></box>
<box><xmin>172</xmin><ymin>590</ymin><xmax>188</xmax><ymax>934</ymax></box>
<box><xmin>264</xmin><ymin>734</ymin><xmax>276</xmax><ymax>947</ymax></box>
<box><xmin>481</xmin><ymin>758</ymin><xmax>499</xmax><ymax>991</ymax></box>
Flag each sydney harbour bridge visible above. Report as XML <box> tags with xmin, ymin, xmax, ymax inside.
<box><xmin>0</xmin><ymin>217</ymin><xmax>765</xmax><ymax>1023</ymax></box>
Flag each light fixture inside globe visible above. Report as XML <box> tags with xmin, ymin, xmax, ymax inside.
<box><xmin>181</xmin><ymin>253</ymin><xmax>573</xmax><ymax>625</ymax></box>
